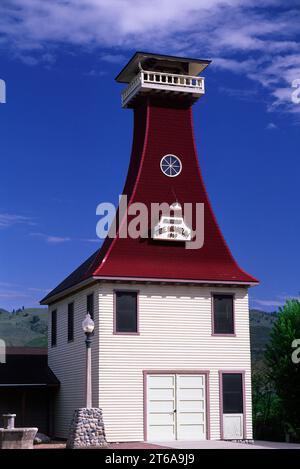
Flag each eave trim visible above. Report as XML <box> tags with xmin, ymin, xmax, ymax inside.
<box><xmin>41</xmin><ymin>274</ymin><xmax>258</xmax><ymax>305</ymax></box>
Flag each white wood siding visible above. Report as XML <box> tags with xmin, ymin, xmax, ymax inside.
<box><xmin>48</xmin><ymin>286</ymin><xmax>100</xmax><ymax>438</ymax></box>
<box><xmin>97</xmin><ymin>283</ymin><xmax>253</xmax><ymax>442</ymax></box>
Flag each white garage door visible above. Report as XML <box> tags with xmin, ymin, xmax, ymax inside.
<box><xmin>146</xmin><ymin>374</ymin><xmax>206</xmax><ymax>441</ymax></box>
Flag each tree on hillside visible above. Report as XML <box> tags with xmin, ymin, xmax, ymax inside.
<box><xmin>265</xmin><ymin>298</ymin><xmax>300</xmax><ymax>440</ymax></box>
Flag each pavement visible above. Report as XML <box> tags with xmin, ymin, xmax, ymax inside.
<box><xmin>149</xmin><ymin>440</ymin><xmax>300</xmax><ymax>449</ymax></box>
<box><xmin>34</xmin><ymin>441</ymin><xmax>169</xmax><ymax>449</ymax></box>
<box><xmin>34</xmin><ymin>440</ymin><xmax>300</xmax><ymax>449</ymax></box>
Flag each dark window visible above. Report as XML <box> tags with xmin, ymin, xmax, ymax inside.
<box><xmin>51</xmin><ymin>310</ymin><xmax>57</xmax><ymax>347</ymax></box>
<box><xmin>115</xmin><ymin>291</ymin><xmax>138</xmax><ymax>333</ymax></box>
<box><xmin>87</xmin><ymin>293</ymin><xmax>94</xmax><ymax>320</ymax></box>
<box><xmin>222</xmin><ymin>373</ymin><xmax>243</xmax><ymax>414</ymax></box>
<box><xmin>68</xmin><ymin>303</ymin><xmax>74</xmax><ymax>342</ymax></box>
<box><xmin>213</xmin><ymin>294</ymin><xmax>234</xmax><ymax>334</ymax></box>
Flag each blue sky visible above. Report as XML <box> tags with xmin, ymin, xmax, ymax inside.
<box><xmin>0</xmin><ymin>0</ymin><xmax>299</xmax><ymax>311</ymax></box>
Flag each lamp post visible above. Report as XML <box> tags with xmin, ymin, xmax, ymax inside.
<box><xmin>67</xmin><ymin>312</ymin><xmax>106</xmax><ymax>448</ymax></box>
<box><xmin>82</xmin><ymin>313</ymin><xmax>95</xmax><ymax>408</ymax></box>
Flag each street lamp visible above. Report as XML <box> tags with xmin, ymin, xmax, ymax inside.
<box><xmin>82</xmin><ymin>313</ymin><xmax>95</xmax><ymax>408</ymax></box>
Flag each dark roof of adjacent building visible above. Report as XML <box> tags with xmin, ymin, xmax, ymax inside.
<box><xmin>0</xmin><ymin>348</ymin><xmax>59</xmax><ymax>387</ymax></box>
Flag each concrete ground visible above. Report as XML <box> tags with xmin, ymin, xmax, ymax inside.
<box><xmin>150</xmin><ymin>440</ymin><xmax>300</xmax><ymax>449</ymax></box>
<box><xmin>34</xmin><ymin>441</ymin><xmax>168</xmax><ymax>449</ymax></box>
<box><xmin>34</xmin><ymin>440</ymin><xmax>300</xmax><ymax>449</ymax></box>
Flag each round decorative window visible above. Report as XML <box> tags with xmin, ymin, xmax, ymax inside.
<box><xmin>160</xmin><ymin>154</ymin><xmax>182</xmax><ymax>177</ymax></box>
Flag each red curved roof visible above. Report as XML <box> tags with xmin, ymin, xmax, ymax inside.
<box><xmin>42</xmin><ymin>97</ymin><xmax>258</xmax><ymax>304</ymax></box>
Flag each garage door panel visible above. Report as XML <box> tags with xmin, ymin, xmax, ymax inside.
<box><xmin>179</xmin><ymin>400</ymin><xmax>204</xmax><ymax>412</ymax></box>
<box><xmin>149</xmin><ymin>376</ymin><xmax>174</xmax><ymax>388</ymax></box>
<box><xmin>178</xmin><ymin>388</ymin><xmax>203</xmax><ymax>400</ymax></box>
<box><xmin>178</xmin><ymin>375</ymin><xmax>204</xmax><ymax>388</ymax></box>
<box><xmin>149</xmin><ymin>388</ymin><xmax>174</xmax><ymax>400</ymax></box>
<box><xmin>148</xmin><ymin>425</ymin><xmax>175</xmax><ymax>440</ymax></box>
<box><xmin>149</xmin><ymin>412</ymin><xmax>175</xmax><ymax>425</ymax></box>
<box><xmin>177</xmin><ymin>424</ymin><xmax>206</xmax><ymax>440</ymax></box>
<box><xmin>178</xmin><ymin>412</ymin><xmax>205</xmax><ymax>424</ymax></box>
<box><xmin>148</xmin><ymin>400</ymin><xmax>174</xmax><ymax>412</ymax></box>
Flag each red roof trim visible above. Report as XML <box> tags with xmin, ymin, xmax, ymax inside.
<box><xmin>93</xmin><ymin>276</ymin><xmax>258</xmax><ymax>286</ymax></box>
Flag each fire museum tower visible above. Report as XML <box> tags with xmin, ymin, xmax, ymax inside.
<box><xmin>42</xmin><ymin>52</ymin><xmax>258</xmax><ymax>444</ymax></box>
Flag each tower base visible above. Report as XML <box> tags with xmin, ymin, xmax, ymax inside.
<box><xmin>66</xmin><ymin>408</ymin><xmax>107</xmax><ymax>449</ymax></box>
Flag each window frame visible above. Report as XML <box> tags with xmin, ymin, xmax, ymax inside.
<box><xmin>51</xmin><ymin>309</ymin><xmax>57</xmax><ymax>347</ymax></box>
<box><xmin>160</xmin><ymin>154</ymin><xmax>182</xmax><ymax>178</ymax></box>
<box><xmin>211</xmin><ymin>292</ymin><xmax>235</xmax><ymax>336</ymax></box>
<box><xmin>67</xmin><ymin>302</ymin><xmax>74</xmax><ymax>343</ymax></box>
<box><xmin>87</xmin><ymin>293</ymin><xmax>94</xmax><ymax>320</ymax></box>
<box><xmin>113</xmin><ymin>289</ymin><xmax>139</xmax><ymax>335</ymax></box>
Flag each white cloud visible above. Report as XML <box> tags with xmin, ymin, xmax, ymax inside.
<box><xmin>266</xmin><ymin>122</ymin><xmax>278</xmax><ymax>130</ymax></box>
<box><xmin>28</xmin><ymin>287</ymin><xmax>49</xmax><ymax>293</ymax></box>
<box><xmin>0</xmin><ymin>289</ymin><xmax>29</xmax><ymax>299</ymax></box>
<box><xmin>30</xmin><ymin>232</ymin><xmax>71</xmax><ymax>243</ymax></box>
<box><xmin>0</xmin><ymin>281</ymin><xmax>15</xmax><ymax>288</ymax></box>
<box><xmin>79</xmin><ymin>238</ymin><xmax>100</xmax><ymax>243</ymax></box>
<box><xmin>252</xmin><ymin>292</ymin><xmax>300</xmax><ymax>309</ymax></box>
<box><xmin>84</xmin><ymin>69</ymin><xmax>106</xmax><ymax>77</ymax></box>
<box><xmin>277</xmin><ymin>294</ymin><xmax>300</xmax><ymax>301</ymax></box>
<box><xmin>100</xmin><ymin>53</ymin><xmax>127</xmax><ymax>64</ymax></box>
<box><xmin>0</xmin><ymin>1</ymin><xmax>299</xmax><ymax>113</ymax></box>
<box><xmin>0</xmin><ymin>282</ymin><xmax>50</xmax><ymax>309</ymax></box>
<box><xmin>218</xmin><ymin>85</ymin><xmax>259</xmax><ymax>102</ymax></box>
<box><xmin>0</xmin><ymin>213</ymin><xmax>35</xmax><ymax>229</ymax></box>
<box><xmin>252</xmin><ymin>299</ymin><xmax>285</xmax><ymax>308</ymax></box>
<box><xmin>29</xmin><ymin>232</ymin><xmax>99</xmax><ymax>244</ymax></box>
<box><xmin>46</xmin><ymin>235</ymin><xmax>71</xmax><ymax>244</ymax></box>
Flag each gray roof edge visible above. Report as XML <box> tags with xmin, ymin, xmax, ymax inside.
<box><xmin>115</xmin><ymin>51</ymin><xmax>212</xmax><ymax>83</ymax></box>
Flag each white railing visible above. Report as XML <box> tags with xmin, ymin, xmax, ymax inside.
<box><xmin>142</xmin><ymin>70</ymin><xmax>204</xmax><ymax>90</ymax></box>
<box><xmin>121</xmin><ymin>73</ymin><xmax>142</xmax><ymax>104</ymax></box>
<box><xmin>121</xmin><ymin>70</ymin><xmax>205</xmax><ymax>107</ymax></box>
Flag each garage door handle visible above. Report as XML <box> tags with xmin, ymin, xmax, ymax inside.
<box><xmin>174</xmin><ymin>409</ymin><xmax>177</xmax><ymax>413</ymax></box>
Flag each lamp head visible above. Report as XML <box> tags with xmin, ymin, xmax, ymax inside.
<box><xmin>82</xmin><ymin>313</ymin><xmax>95</xmax><ymax>334</ymax></box>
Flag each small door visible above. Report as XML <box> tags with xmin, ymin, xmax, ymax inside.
<box><xmin>221</xmin><ymin>373</ymin><xmax>244</xmax><ymax>439</ymax></box>
<box><xmin>146</xmin><ymin>373</ymin><xmax>206</xmax><ymax>441</ymax></box>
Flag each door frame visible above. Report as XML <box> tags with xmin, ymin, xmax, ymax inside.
<box><xmin>143</xmin><ymin>370</ymin><xmax>210</xmax><ymax>441</ymax></box>
<box><xmin>218</xmin><ymin>370</ymin><xmax>246</xmax><ymax>440</ymax></box>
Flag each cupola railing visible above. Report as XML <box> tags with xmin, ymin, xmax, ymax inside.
<box><xmin>121</xmin><ymin>70</ymin><xmax>205</xmax><ymax>107</ymax></box>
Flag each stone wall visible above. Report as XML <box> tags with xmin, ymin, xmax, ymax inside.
<box><xmin>66</xmin><ymin>408</ymin><xmax>107</xmax><ymax>449</ymax></box>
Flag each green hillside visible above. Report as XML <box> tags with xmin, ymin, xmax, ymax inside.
<box><xmin>0</xmin><ymin>307</ymin><xmax>48</xmax><ymax>347</ymax></box>
<box><xmin>249</xmin><ymin>309</ymin><xmax>278</xmax><ymax>367</ymax></box>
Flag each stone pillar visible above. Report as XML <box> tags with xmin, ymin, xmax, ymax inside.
<box><xmin>2</xmin><ymin>413</ymin><xmax>16</xmax><ymax>429</ymax></box>
<box><xmin>66</xmin><ymin>408</ymin><xmax>107</xmax><ymax>449</ymax></box>
<box><xmin>0</xmin><ymin>428</ymin><xmax>38</xmax><ymax>449</ymax></box>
